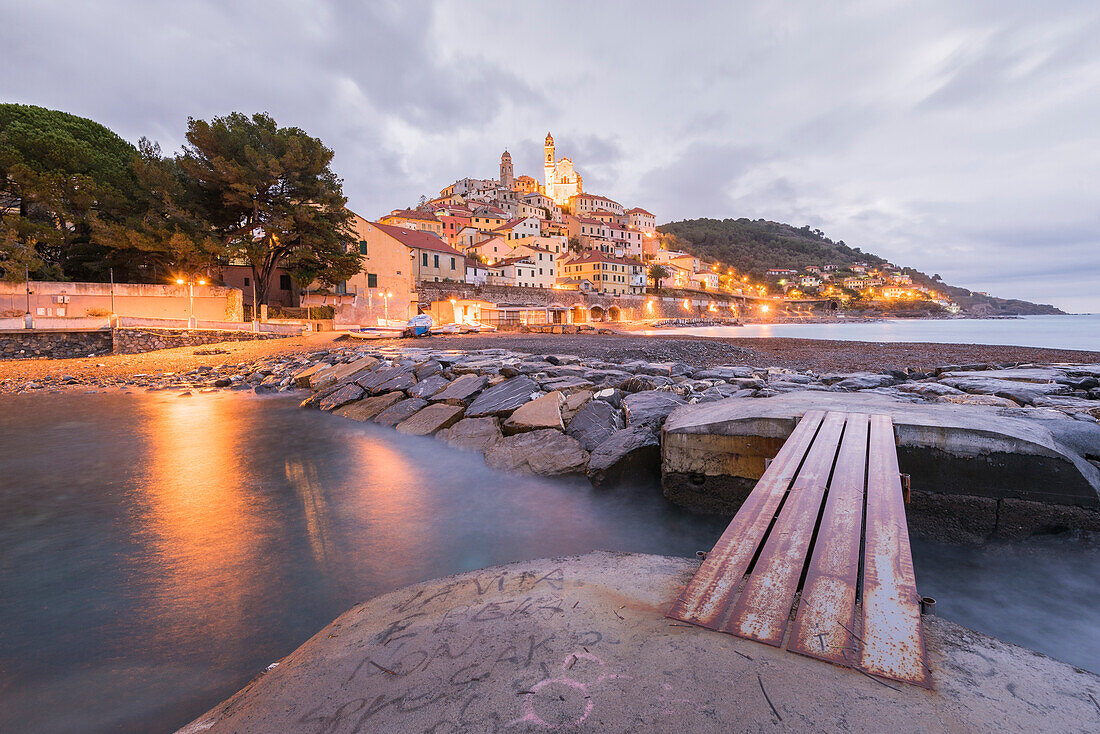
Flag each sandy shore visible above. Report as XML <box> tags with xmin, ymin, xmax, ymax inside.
<box><xmin>2</xmin><ymin>331</ymin><xmax>1099</xmax><ymax>391</ymax></box>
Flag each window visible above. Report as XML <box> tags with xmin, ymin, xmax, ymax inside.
<box><xmin>244</xmin><ymin>277</ymin><xmax>250</xmax><ymax>287</ymax></box>
<box><xmin>358</xmin><ymin>240</ymin><xmax>368</xmax><ymax>255</ymax></box>
<box><xmin>367</xmin><ymin>273</ymin><xmax>378</xmax><ymax>288</ymax></box>
<box><xmin>539</xmin><ymin>268</ymin><xmax>543</xmax><ymax>275</ymax></box>
<box><xmin>450</xmin><ymin>257</ymin><xmax>456</xmax><ymax>270</ymax></box>
<box><xmin>423</xmin><ymin>253</ymin><xmax>429</xmax><ymax>267</ymax></box>
<box><xmin>280</xmin><ymin>274</ymin><xmax>291</xmax><ymax>291</ymax></box>
<box><xmin>434</xmin><ymin>254</ymin><xmax>440</xmax><ymax>268</ymax></box>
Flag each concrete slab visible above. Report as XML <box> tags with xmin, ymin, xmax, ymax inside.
<box><xmin>662</xmin><ymin>392</ymin><xmax>1100</xmax><ymax>538</ymax></box>
<box><xmin>179</xmin><ymin>552</ymin><xmax>1100</xmax><ymax>734</ymax></box>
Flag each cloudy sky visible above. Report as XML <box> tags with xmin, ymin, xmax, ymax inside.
<box><xmin>4</xmin><ymin>1</ymin><xmax>1099</xmax><ymax>311</ymax></box>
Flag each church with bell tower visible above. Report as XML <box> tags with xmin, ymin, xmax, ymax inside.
<box><xmin>542</xmin><ymin>132</ymin><xmax>583</xmax><ymax>207</ymax></box>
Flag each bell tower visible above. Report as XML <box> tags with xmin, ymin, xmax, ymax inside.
<box><xmin>543</xmin><ymin>132</ymin><xmax>555</xmax><ymax>201</ymax></box>
<box><xmin>500</xmin><ymin>149</ymin><xmax>514</xmax><ymax>190</ymax></box>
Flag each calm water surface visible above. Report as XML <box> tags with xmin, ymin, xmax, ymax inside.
<box><xmin>1</xmin><ymin>393</ymin><xmax>1097</xmax><ymax>733</ymax></box>
<box><xmin>647</xmin><ymin>313</ymin><xmax>1100</xmax><ymax>351</ymax></box>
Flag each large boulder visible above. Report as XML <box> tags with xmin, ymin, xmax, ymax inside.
<box><xmin>484</xmin><ymin>429</ymin><xmax>589</xmax><ymax>476</ymax></box>
<box><xmin>431</xmin><ymin>374</ymin><xmax>489</xmax><ymax>406</ymax></box>
<box><xmin>396</xmin><ymin>404</ymin><xmax>465</xmax><ymax>436</ymax></box>
<box><xmin>832</xmin><ymin>372</ymin><xmax>897</xmax><ymax>391</ymax></box>
<box><xmin>587</xmin><ymin>424</ymin><xmax>662</xmax><ymax>487</ymax></box>
<box><xmin>566</xmin><ymin>399</ymin><xmax>624</xmax><ymax>451</ymax></box>
<box><xmin>319</xmin><ymin>383</ymin><xmax>364</xmax><ymax>411</ymax></box>
<box><xmin>938</xmin><ymin>375</ymin><xmax>1070</xmax><ymax>406</ymax></box>
<box><xmin>409</xmin><ymin>374</ymin><xmax>450</xmax><ymax>399</ymax></box>
<box><xmin>292</xmin><ymin>362</ymin><xmax>330</xmax><ymax>388</ymax></box>
<box><xmin>465</xmin><ymin>376</ymin><xmax>539</xmax><ymax>418</ymax></box>
<box><xmin>333</xmin><ymin>392</ymin><xmax>403</xmax><ymax>421</ymax></box>
<box><xmin>436</xmin><ymin>417</ymin><xmax>503</xmax><ymax>453</ymax></box>
<box><xmin>620</xmin><ymin>374</ymin><xmax>674</xmax><ymax>392</ymax></box>
<box><xmin>623</xmin><ymin>390</ymin><xmax>687</xmax><ymax>429</ymax></box>
<box><xmin>374</xmin><ymin>397</ymin><xmax>429</xmax><ymax>427</ymax></box>
<box><xmin>503</xmin><ymin>391</ymin><xmax>565</xmax><ymax>434</ymax></box>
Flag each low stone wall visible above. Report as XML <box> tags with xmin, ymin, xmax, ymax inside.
<box><xmin>0</xmin><ymin>327</ymin><xmax>288</xmax><ymax>359</ymax></box>
<box><xmin>111</xmin><ymin>328</ymin><xmax>286</xmax><ymax>354</ymax></box>
<box><xmin>0</xmin><ymin>329</ymin><xmax>114</xmax><ymax>359</ymax></box>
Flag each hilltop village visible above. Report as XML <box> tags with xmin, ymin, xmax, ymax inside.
<box><xmin>322</xmin><ymin>133</ymin><xmax>958</xmax><ymax>328</ymax></box>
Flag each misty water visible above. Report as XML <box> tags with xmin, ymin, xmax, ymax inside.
<box><xmin>648</xmin><ymin>313</ymin><xmax>1100</xmax><ymax>351</ymax></box>
<box><xmin>1</xmin><ymin>392</ymin><xmax>1097</xmax><ymax>734</ymax></box>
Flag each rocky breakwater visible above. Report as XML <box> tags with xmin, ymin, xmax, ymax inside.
<box><xmin>298</xmin><ymin>349</ymin><xmax>1100</xmax><ymax>540</ymax></box>
<box><xmin>297</xmin><ymin>346</ymin><xmax>775</xmax><ymax>486</ymax></box>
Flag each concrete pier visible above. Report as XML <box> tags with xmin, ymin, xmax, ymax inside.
<box><xmin>179</xmin><ymin>552</ymin><xmax>1100</xmax><ymax>733</ymax></box>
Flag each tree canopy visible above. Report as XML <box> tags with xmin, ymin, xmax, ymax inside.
<box><xmin>179</xmin><ymin>112</ymin><xmax>359</xmax><ymax>304</ymax></box>
<box><xmin>0</xmin><ymin>105</ymin><xmax>361</xmax><ymax>303</ymax></box>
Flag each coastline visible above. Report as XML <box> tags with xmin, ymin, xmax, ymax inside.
<box><xmin>3</xmin><ymin>331</ymin><xmax>1100</xmax><ymax>392</ymax></box>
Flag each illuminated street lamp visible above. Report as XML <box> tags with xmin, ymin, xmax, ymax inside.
<box><xmin>176</xmin><ymin>275</ymin><xmax>206</xmax><ymax>329</ymax></box>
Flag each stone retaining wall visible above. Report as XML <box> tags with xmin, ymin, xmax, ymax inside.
<box><xmin>111</xmin><ymin>328</ymin><xmax>286</xmax><ymax>354</ymax></box>
<box><xmin>0</xmin><ymin>329</ymin><xmax>114</xmax><ymax>359</ymax></box>
<box><xmin>0</xmin><ymin>327</ymin><xmax>287</xmax><ymax>359</ymax></box>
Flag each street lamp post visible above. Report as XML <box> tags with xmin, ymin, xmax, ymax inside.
<box><xmin>176</xmin><ymin>276</ymin><xmax>206</xmax><ymax>329</ymax></box>
<box><xmin>24</xmin><ymin>266</ymin><xmax>32</xmax><ymax>329</ymax></box>
<box><xmin>383</xmin><ymin>291</ymin><xmax>392</xmax><ymax>323</ymax></box>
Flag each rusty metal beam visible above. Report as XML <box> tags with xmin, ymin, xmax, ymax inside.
<box><xmin>667</xmin><ymin>410</ymin><xmax>826</xmax><ymax>628</ymax></box>
<box><xmin>787</xmin><ymin>412</ymin><xmax>869</xmax><ymax>665</ymax></box>
<box><xmin>723</xmin><ymin>411</ymin><xmax>847</xmax><ymax>646</ymax></box>
<box><xmin>860</xmin><ymin>414</ymin><xmax>931</xmax><ymax>687</ymax></box>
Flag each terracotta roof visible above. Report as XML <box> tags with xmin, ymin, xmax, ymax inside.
<box><xmin>573</xmin><ymin>193</ymin><xmax>621</xmax><ymax>205</ymax></box>
<box><xmin>626</xmin><ymin>207</ymin><xmax>654</xmax><ymax>216</ymax></box>
<box><xmin>494</xmin><ymin>255</ymin><xmax>536</xmax><ymax>267</ymax></box>
<box><xmin>372</xmin><ymin>222</ymin><xmax>464</xmax><ymax>256</ymax></box>
<box><xmin>564</xmin><ymin>252</ymin><xmax>642</xmax><ymax>267</ymax></box>
<box><xmin>384</xmin><ymin>208</ymin><xmax>440</xmax><ymax>223</ymax></box>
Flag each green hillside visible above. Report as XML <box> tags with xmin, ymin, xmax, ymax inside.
<box><xmin>658</xmin><ymin>217</ymin><xmax>1063</xmax><ymax>316</ymax></box>
<box><xmin>658</xmin><ymin>218</ymin><xmax>886</xmax><ymax>276</ymax></box>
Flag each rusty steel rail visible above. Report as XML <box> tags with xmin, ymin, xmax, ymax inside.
<box><xmin>668</xmin><ymin>411</ymin><xmax>931</xmax><ymax>688</ymax></box>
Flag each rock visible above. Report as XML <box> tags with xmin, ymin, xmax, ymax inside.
<box><xmin>561</xmin><ymin>389</ymin><xmax>593</xmax><ymax>422</ymax></box>
<box><xmin>372</xmin><ymin>368</ymin><xmax>418</xmax><ymax>395</ymax></box>
<box><xmin>333</xmin><ymin>393</ymin><xmax>403</xmax><ymax>421</ymax></box>
<box><xmin>566</xmin><ymin>399</ymin><xmax>624</xmax><ymax>451</ymax></box>
<box><xmin>319</xmin><ymin>383</ymin><xmax>365</xmax><ymax>411</ymax></box>
<box><xmin>292</xmin><ymin>362</ymin><xmax>330</xmax><ymax>388</ymax></box>
<box><xmin>374</xmin><ymin>397</ymin><xmax>429</xmax><ymax>427</ymax></box>
<box><xmin>938</xmin><ymin>375</ymin><xmax>1070</xmax><ymax>406</ymax></box>
<box><xmin>587</xmin><ymin>424</ymin><xmax>662</xmax><ymax>487</ymax></box>
<box><xmin>833</xmin><ymin>372</ymin><xmax>897</xmax><ymax>391</ymax></box>
<box><xmin>499</xmin><ymin>365</ymin><xmax>522</xmax><ymax>378</ymax></box>
<box><xmin>484</xmin><ymin>429</ymin><xmax>589</xmax><ymax>476</ymax></box>
<box><xmin>396</xmin><ymin>404</ymin><xmax>465</xmax><ymax>436</ymax></box>
<box><xmin>545</xmin><ymin>354</ymin><xmax>581</xmax><ymax>365</ymax></box>
<box><xmin>319</xmin><ymin>357</ymin><xmax>379</xmax><ymax>388</ymax></box>
<box><xmin>431</xmin><ymin>374</ymin><xmax>489</xmax><ymax>406</ymax></box>
<box><xmin>623</xmin><ymin>390</ymin><xmax>687</xmax><ymax>429</ymax></box>
<box><xmin>621</xmin><ymin>374</ymin><xmax>674</xmax><ymax>392</ymax></box>
<box><xmin>896</xmin><ymin>382</ymin><xmax>965</xmax><ymax>398</ymax></box>
<box><xmin>937</xmin><ymin>394</ymin><xmax>1021</xmax><ymax>408</ymax></box>
<box><xmin>408</xmin><ymin>374</ymin><xmax>451</xmax><ymax>399</ymax></box>
<box><xmin>637</xmin><ymin>362</ymin><xmax>693</xmax><ymax>378</ymax></box>
<box><xmin>436</xmin><ymin>417</ymin><xmax>503</xmax><ymax>453</ymax></box>
<box><xmin>503</xmin><ymin>391</ymin><xmax>565</xmax><ymax>434</ymax></box>
<box><xmin>583</xmin><ymin>369</ymin><xmax>634</xmax><ymax>388</ymax></box>
<box><xmin>213</xmin><ymin>378</ymin><xmax>232</xmax><ymax>388</ymax></box>
<box><xmin>465</xmin><ymin>376</ymin><xmax>539</xmax><ymax>418</ymax></box>
<box><xmin>414</xmin><ymin>360</ymin><xmax>442</xmax><ymax>379</ymax></box>
<box><xmin>694</xmin><ymin>366</ymin><xmax>756</xmax><ymax>381</ymax></box>
<box><xmin>697</xmin><ymin>384</ymin><xmax>745</xmax><ymax>402</ymax></box>
<box><xmin>538</xmin><ymin>376</ymin><xmax>594</xmax><ymax>395</ymax></box>
<box><xmin>593</xmin><ymin>387</ymin><xmax>623</xmax><ymax>408</ymax></box>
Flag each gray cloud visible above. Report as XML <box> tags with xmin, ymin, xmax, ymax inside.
<box><xmin>2</xmin><ymin>0</ymin><xmax>1099</xmax><ymax>310</ymax></box>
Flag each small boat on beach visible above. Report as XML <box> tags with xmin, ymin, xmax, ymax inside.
<box><xmin>404</xmin><ymin>314</ymin><xmax>433</xmax><ymax>337</ymax></box>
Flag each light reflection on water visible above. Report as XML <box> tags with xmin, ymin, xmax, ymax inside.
<box><xmin>0</xmin><ymin>392</ymin><xmax>1097</xmax><ymax>733</ymax></box>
